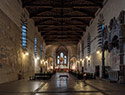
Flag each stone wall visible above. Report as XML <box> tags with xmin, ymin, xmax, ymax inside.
<box><xmin>0</xmin><ymin>0</ymin><xmax>44</xmax><ymax>84</ymax></box>
<box><xmin>77</xmin><ymin>0</ymin><xmax>125</xmax><ymax>77</ymax></box>
<box><xmin>45</xmin><ymin>45</ymin><xmax>77</xmax><ymax>70</ymax></box>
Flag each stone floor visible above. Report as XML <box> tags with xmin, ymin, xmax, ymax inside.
<box><xmin>0</xmin><ymin>72</ymin><xmax>125</xmax><ymax>95</ymax></box>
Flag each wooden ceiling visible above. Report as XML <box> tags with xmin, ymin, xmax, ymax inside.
<box><xmin>22</xmin><ymin>0</ymin><xmax>105</xmax><ymax>45</ymax></box>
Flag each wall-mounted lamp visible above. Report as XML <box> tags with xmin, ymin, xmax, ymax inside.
<box><xmin>40</xmin><ymin>60</ymin><xmax>44</xmax><ymax>64</ymax></box>
<box><xmin>37</xmin><ymin>57</ymin><xmax>40</xmax><ymax>60</ymax></box>
<box><xmin>25</xmin><ymin>52</ymin><xmax>29</xmax><ymax>55</ymax></box>
<box><xmin>23</xmin><ymin>50</ymin><xmax>29</xmax><ymax>56</ymax></box>
<box><xmin>97</xmin><ymin>50</ymin><xmax>101</xmax><ymax>54</ymax></box>
<box><xmin>82</xmin><ymin>59</ymin><xmax>84</xmax><ymax>62</ymax></box>
<box><xmin>88</xmin><ymin>57</ymin><xmax>91</xmax><ymax>61</ymax></box>
<box><xmin>86</xmin><ymin>56</ymin><xmax>88</xmax><ymax>59</ymax></box>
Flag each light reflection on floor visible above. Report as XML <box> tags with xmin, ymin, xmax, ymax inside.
<box><xmin>0</xmin><ymin>72</ymin><xmax>125</xmax><ymax>95</ymax></box>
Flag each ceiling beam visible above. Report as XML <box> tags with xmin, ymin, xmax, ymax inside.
<box><xmin>85</xmin><ymin>0</ymin><xmax>103</xmax><ymax>8</ymax></box>
<box><xmin>32</xmin><ymin>15</ymin><xmax>92</xmax><ymax>19</ymax></box>
<box><xmin>38</xmin><ymin>28</ymin><xmax>85</xmax><ymax>32</ymax></box>
<box><xmin>43</xmin><ymin>35</ymin><xmax>81</xmax><ymax>38</ymax></box>
<box><xmin>30</xmin><ymin>8</ymin><xmax>52</xmax><ymax>18</ymax></box>
<box><xmin>34</xmin><ymin>18</ymin><xmax>53</xmax><ymax>26</ymax></box>
<box><xmin>44</xmin><ymin>36</ymin><xmax>81</xmax><ymax>40</ymax></box>
<box><xmin>45</xmin><ymin>40</ymin><xmax>79</xmax><ymax>42</ymax></box>
<box><xmin>73</xmin><ymin>8</ymin><xmax>95</xmax><ymax>18</ymax></box>
<box><xmin>24</xmin><ymin>4</ymin><xmax>101</xmax><ymax>8</ymax></box>
<box><xmin>45</xmin><ymin>42</ymin><xmax>78</xmax><ymax>45</ymax></box>
<box><xmin>41</xmin><ymin>32</ymin><xmax>83</xmax><ymax>37</ymax></box>
<box><xmin>71</xmin><ymin>18</ymin><xmax>90</xmax><ymax>26</ymax></box>
<box><xmin>41</xmin><ymin>32</ymin><xmax>83</xmax><ymax>35</ymax></box>
<box><xmin>40</xmin><ymin>31</ymin><xmax>84</xmax><ymax>35</ymax></box>
<box><xmin>36</xmin><ymin>24</ymin><xmax>87</xmax><ymax>26</ymax></box>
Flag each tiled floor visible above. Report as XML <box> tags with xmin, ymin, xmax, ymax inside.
<box><xmin>0</xmin><ymin>72</ymin><xmax>125</xmax><ymax>95</ymax></box>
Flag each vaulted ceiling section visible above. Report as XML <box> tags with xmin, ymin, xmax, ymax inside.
<box><xmin>22</xmin><ymin>0</ymin><xmax>105</xmax><ymax>45</ymax></box>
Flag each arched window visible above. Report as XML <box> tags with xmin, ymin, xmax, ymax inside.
<box><xmin>56</xmin><ymin>46</ymin><xmax>68</xmax><ymax>65</ymax></box>
<box><xmin>57</xmin><ymin>56</ymin><xmax>60</xmax><ymax>64</ymax></box>
<box><xmin>40</xmin><ymin>43</ymin><xmax>43</xmax><ymax>57</ymax></box>
<box><xmin>97</xmin><ymin>14</ymin><xmax>105</xmax><ymax>48</ymax></box>
<box><xmin>87</xmin><ymin>33</ymin><xmax>91</xmax><ymax>55</ymax></box>
<box><xmin>22</xmin><ymin>22</ymin><xmax>27</xmax><ymax>49</ymax></box>
<box><xmin>44</xmin><ymin>47</ymin><xmax>46</xmax><ymax>58</ymax></box>
<box><xmin>57</xmin><ymin>52</ymin><xmax>67</xmax><ymax>65</ymax></box>
<box><xmin>64</xmin><ymin>56</ymin><xmax>67</xmax><ymax>64</ymax></box>
<box><xmin>60</xmin><ymin>52</ymin><xmax>64</xmax><ymax>57</ymax></box>
<box><xmin>82</xmin><ymin>40</ymin><xmax>84</xmax><ymax>57</ymax></box>
<box><xmin>34</xmin><ymin>37</ymin><xmax>37</xmax><ymax>56</ymax></box>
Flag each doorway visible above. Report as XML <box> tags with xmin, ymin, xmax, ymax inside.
<box><xmin>95</xmin><ymin>65</ymin><xmax>100</xmax><ymax>77</ymax></box>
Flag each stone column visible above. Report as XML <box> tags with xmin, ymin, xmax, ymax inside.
<box><xmin>119</xmin><ymin>25</ymin><xmax>125</xmax><ymax>83</ymax></box>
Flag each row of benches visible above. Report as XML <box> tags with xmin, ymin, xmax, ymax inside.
<box><xmin>29</xmin><ymin>72</ymin><xmax>56</xmax><ymax>80</ymax></box>
<box><xmin>69</xmin><ymin>71</ymin><xmax>95</xmax><ymax>80</ymax></box>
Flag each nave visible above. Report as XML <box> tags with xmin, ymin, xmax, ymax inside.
<box><xmin>0</xmin><ymin>72</ymin><xmax>125</xmax><ymax>95</ymax></box>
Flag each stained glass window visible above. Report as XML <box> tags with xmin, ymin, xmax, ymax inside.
<box><xmin>57</xmin><ymin>53</ymin><xmax>67</xmax><ymax>65</ymax></box>
<box><xmin>22</xmin><ymin>23</ymin><xmax>27</xmax><ymax>49</ymax></box>
<box><xmin>60</xmin><ymin>52</ymin><xmax>63</xmax><ymax>57</ymax></box>
<box><xmin>64</xmin><ymin>56</ymin><xmax>67</xmax><ymax>64</ymax></box>
<box><xmin>40</xmin><ymin>44</ymin><xmax>42</xmax><ymax>57</ymax></box>
<box><xmin>34</xmin><ymin>37</ymin><xmax>37</xmax><ymax>56</ymax></box>
<box><xmin>57</xmin><ymin>56</ymin><xmax>60</xmax><ymax>64</ymax></box>
<box><xmin>44</xmin><ymin>47</ymin><xmax>46</xmax><ymax>58</ymax></box>
<box><xmin>87</xmin><ymin>33</ymin><xmax>91</xmax><ymax>55</ymax></box>
<box><xmin>102</xmin><ymin>24</ymin><xmax>104</xmax><ymax>30</ymax></box>
<box><xmin>82</xmin><ymin>40</ymin><xmax>84</xmax><ymax>57</ymax></box>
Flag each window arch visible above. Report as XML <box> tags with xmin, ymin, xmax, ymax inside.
<box><xmin>56</xmin><ymin>46</ymin><xmax>68</xmax><ymax>65</ymax></box>
<box><xmin>56</xmin><ymin>52</ymin><xmax>67</xmax><ymax>65</ymax></box>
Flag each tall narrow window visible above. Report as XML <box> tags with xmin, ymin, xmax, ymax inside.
<box><xmin>57</xmin><ymin>52</ymin><xmax>67</xmax><ymax>65</ymax></box>
<box><xmin>22</xmin><ymin>22</ymin><xmax>27</xmax><ymax>49</ymax></box>
<box><xmin>82</xmin><ymin>40</ymin><xmax>84</xmax><ymax>57</ymax></box>
<box><xmin>64</xmin><ymin>56</ymin><xmax>67</xmax><ymax>64</ymax></box>
<box><xmin>87</xmin><ymin>33</ymin><xmax>91</xmax><ymax>55</ymax></box>
<box><xmin>57</xmin><ymin>56</ymin><xmax>60</xmax><ymax>64</ymax></box>
<box><xmin>97</xmin><ymin>14</ymin><xmax>105</xmax><ymax>48</ymax></box>
<box><xmin>34</xmin><ymin>37</ymin><xmax>37</xmax><ymax>56</ymax></box>
<box><xmin>40</xmin><ymin>44</ymin><xmax>42</xmax><ymax>57</ymax></box>
<box><xmin>60</xmin><ymin>52</ymin><xmax>63</xmax><ymax>57</ymax></box>
<box><xmin>44</xmin><ymin>47</ymin><xmax>46</xmax><ymax>58</ymax></box>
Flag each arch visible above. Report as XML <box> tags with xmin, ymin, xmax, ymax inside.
<box><xmin>56</xmin><ymin>45</ymin><xmax>68</xmax><ymax>65</ymax></box>
<box><xmin>69</xmin><ymin>56</ymin><xmax>77</xmax><ymax>61</ymax></box>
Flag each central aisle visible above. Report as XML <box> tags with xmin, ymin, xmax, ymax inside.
<box><xmin>35</xmin><ymin>72</ymin><xmax>103</xmax><ymax>95</ymax></box>
<box><xmin>0</xmin><ymin>72</ymin><xmax>124</xmax><ymax>95</ymax></box>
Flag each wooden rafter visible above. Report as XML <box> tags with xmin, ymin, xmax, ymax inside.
<box><xmin>21</xmin><ymin>0</ymin><xmax>105</xmax><ymax>45</ymax></box>
<box><xmin>85</xmin><ymin>0</ymin><xmax>103</xmax><ymax>8</ymax></box>
<box><xmin>24</xmin><ymin>4</ymin><xmax>101</xmax><ymax>8</ymax></box>
<box><xmin>30</xmin><ymin>8</ymin><xmax>52</xmax><ymax>18</ymax></box>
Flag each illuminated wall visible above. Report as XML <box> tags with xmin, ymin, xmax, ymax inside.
<box><xmin>0</xmin><ymin>0</ymin><xmax>44</xmax><ymax>84</ymax></box>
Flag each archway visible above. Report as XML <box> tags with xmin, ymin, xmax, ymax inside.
<box><xmin>55</xmin><ymin>45</ymin><xmax>68</xmax><ymax>72</ymax></box>
<box><xmin>47</xmin><ymin>57</ymin><xmax>54</xmax><ymax>72</ymax></box>
<box><xmin>69</xmin><ymin>56</ymin><xmax>77</xmax><ymax>71</ymax></box>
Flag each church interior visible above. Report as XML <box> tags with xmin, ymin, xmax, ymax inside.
<box><xmin>0</xmin><ymin>0</ymin><xmax>125</xmax><ymax>95</ymax></box>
